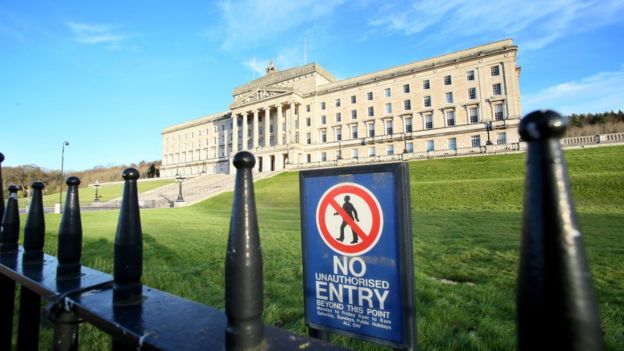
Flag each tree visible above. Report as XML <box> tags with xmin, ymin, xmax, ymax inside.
<box><xmin>147</xmin><ymin>163</ymin><xmax>157</xmax><ymax>178</ymax></box>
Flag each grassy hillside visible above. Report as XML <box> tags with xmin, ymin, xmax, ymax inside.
<box><xmin>13</xmin><ymin>145</ymin><xmax>624</xmax><ymax>350</ymax></box>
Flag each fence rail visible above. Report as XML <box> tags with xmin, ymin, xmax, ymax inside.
<box><xmin>0</xmin><ymin>110</ymin><xmax>607</xmax><ymax>350</ymax></box>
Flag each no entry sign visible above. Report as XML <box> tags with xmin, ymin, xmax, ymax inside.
<box><xmin>316</xmin><ymin>183</ymin><xmax>383</xmax><ymax>256</ymax></box>
<box><xmin>300</xmin><ymin>163</ymin><xmax>416</xmax><ymax>350</ymax></box>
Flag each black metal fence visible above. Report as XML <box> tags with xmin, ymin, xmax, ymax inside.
<box><xmin>0</xmin><ymin>110</ymin><xmax>606</xmax><ymax>350</ymax></box>
<box><xmin>0</xmin><ymin>152</ymin><xmax>341</xmax><ymax>350</ymax></box>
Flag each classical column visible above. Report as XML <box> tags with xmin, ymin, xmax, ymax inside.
<box><xmin>232</xmin><ymin>114</ymin><xmax>239</xmax><ymax>152</ymax></box>
<box><xmin>289</xmin><ymin>102</ymin><xmax>296</xmax><ymax>144</ymax></box>
<box><xmin>242</xmin><ymin>112</ymin><xmax>248</xmax><ymax>150</ymax></box>
<box><xmin>276</xmin><ymin>104</ymin><xmax>283</xmax><ymax>145</ymax></box>
<box><xmin>264</xmin><ymin>106</ymin><xmax>271</xmax><ymax>147</ymax></box>
<box><xmin>253</xmin><ymin>109</ymin><xmax>259</xmax><ymax>149</ymax></box>
<box><xmin>224</xmin><ymin>125</ymin><xmax>229</xmax><ymax>156</ymax></box>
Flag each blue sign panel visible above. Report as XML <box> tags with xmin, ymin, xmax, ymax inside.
<box><xmin>299</xmin><ymin>163</ymin><xmax>416</xmax><ymax>350</ymax></box>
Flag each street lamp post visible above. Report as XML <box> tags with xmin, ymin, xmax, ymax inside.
<box><xmin>486</xmin><ymin>121</ymin><xmax>493</xmax><ymax>145</ymax></box>
<box><xmin>93</xmin><ymin>180</ymin><xmax>101</xmax><ymax>202</ymax></box>
<box><xmin>176</xmin><ymin>173</ymin><xmax>186</xmax><ymax>202</ymax></box>
<box><xmin>59</xmin><ymin>141</ymin><xmax>69</xmax><ymax>212</ymax></box>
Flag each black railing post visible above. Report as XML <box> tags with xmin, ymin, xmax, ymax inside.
<box><xmin>0</xmin><ymin>152</ymin><xmax>4</xmax><ymax>220</ymax></box>
<box><xmin>22</xmin><ymin>181</ymin><xmax>46</xmax><ymax>262</ymax></box>
<box><xmin>0</xmin><ymin>184</ymin><xmax>20</xmax><ymax>350</ymax></box>
<box><xmin>113</xmin><ymin>168</ymin><xmax>143</xmax><ymax>306</ymax></box>
<box><xmin>57</xmin><ymin>177</ymin><xmax>83</xmax><ymax>279</ymax></box>
<box><xmin>225</xmin><ymin>151</ymin><xmax>265</xmax><ymax>351</ymax></box>
<box><xmin>517</xmin><ymin>110</ymin><xmax>605</xmax><ymax>351</ymax></box>
<box><xmin>112</xmin><ymin>168</ymin><xmax>143</xmax><ymax>351</ymax></box>
<box><xmin>17</xmin><ymin>181</ymin><xmax>45</xmax><ymax>351</ymax></box>
<box><xmin>54</xmin><ymin>176</ymin><xmax>83</xmax><ymax>351</ymax></box>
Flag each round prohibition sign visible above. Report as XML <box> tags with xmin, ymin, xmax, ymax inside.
<box><xmin>316</xmin><ymin>182</ymin><xmax>383</xmax><ymax>256</ymax></box>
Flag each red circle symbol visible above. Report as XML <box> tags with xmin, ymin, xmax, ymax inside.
<box><xmin>316</xmin><ymin>182</ymin><xmax>383</xmax><ymax>256</ymax></box>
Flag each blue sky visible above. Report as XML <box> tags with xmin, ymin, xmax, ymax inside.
<box><xmin>1</xmin><ymin>0</ymin><xmax>623</xmax><ymax>171</ymax></box>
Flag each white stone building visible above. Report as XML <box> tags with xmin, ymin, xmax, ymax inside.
<box><xmin>161</xmin><ymin>39</ymin><xmax>521</xmax><ymax>177</ymax></box>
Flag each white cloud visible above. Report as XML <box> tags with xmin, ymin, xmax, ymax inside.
<box><xmin>243</xmin><ymin>46</ymin><xmax>306</xmax><ymax>78</ymax></box>
<box><xmin>216</xmin><ymin>0</ymin><xmax>345</xmax><ymax>50</ymax></box>
<box><xmin>67</xmin><ymin>22</ymin><xmax>127</xmax><ymax>49</ymax></box>
<box><xmin>523</xmin><ymin>66</ymin><xmax>624</xmax><ymax>114</ymax></box>
<box><xmin>368</xmin><ymin>0</ymin><xmax>624</xmax><ymax>50</ymax></box>
<box><xmin>243</xmin><ymin>57</ymin><xmax>266</xmax><ymax>77</ymax></box>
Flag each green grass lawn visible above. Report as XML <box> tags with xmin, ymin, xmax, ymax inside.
<box><xmin>38</xmin><ymin>178</ymin><xmax>174</xmax><ymax>205</ymax></box>
<box><xmin>11</xmin><ymin>145</ymin><xmax>624</xmax><ymax>350</ymax></box>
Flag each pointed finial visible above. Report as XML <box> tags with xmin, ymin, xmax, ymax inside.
<box><xmin>113</xmin><ymin>168</ymin><xmax>143</xmax><ymax>305</ymax></box>
<box><xmin>226</xmin><ymin>151</ymin><xmax>264</xmax><ymax>350</ymax></box>
<box><xmin>0</xmin><ymin>184</ymin><xmax>20</xmax><ymax>252</ymax></box>
<box><xmin>23</xmin><ymin>181</ymin><xmax>46</xmax><ymax>262</ymax></box>
<box><xmin>517</xmin><ymin>110</ymin><xmax>604</xmax><ymax>350</ymax></box>
<box><xmin>0</xmin><ymin>152</ymin><xmax>5</xmax><ymax>220</ymax></box>
<box><xmin>519</xmin><ymin>110</ymin><xmax>567</xmax><ymax>141</ymax></box>
<box><xmin>57</xmin><ymin>176</ymin><xmax>83</xmax><ymax>278</ymax></box>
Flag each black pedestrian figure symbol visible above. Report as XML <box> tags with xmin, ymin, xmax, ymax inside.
<box><xmin>335</xmin><ymin>195</ymin><xmax>360</xmax><ymax>244</ymax></box>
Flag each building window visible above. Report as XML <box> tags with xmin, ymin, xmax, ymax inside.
<box><xmin>336</xmin><ymin>150</ymin><xmax>342</xmax><ymax>160</ymax></box>
<box><xmin>384</xmin><ymin>87</ymin><xmax>391</xmax><ymax>97</ymax></box>
<box><xmin>422</xmin><ymin>79</ymin><xmax>430</xmax><ymax>89</ymax></box>
<box><xmin>468</xmin><ymin>87</ymin><xmax>477</xmax><ymax>100</ymax></box>
<box><xmin>448</xmin><ymin>137</ymin><xmax>457</xmax><ymax>151</ymax></box>
<box><xmin>320</xmin><ymin>102</ymin><xmax>326</xmax><ymax>110</ymax></box>
<box><xmin>306</xmin><ymin>104</ymin><xmax>311</xmax><ymax>112</ymax></box>
<box><xmin>385</xmin><ymin>103</ymin><xmax>392</xmax><ymax>114</ymax></box>
<box><xmin>368</xmin><ymin>106</ymin><xmax>374</xmax><ymax>117</ymax></box>
<box><xmin>335</xmin><ymin>98</ymin><xmax>341</xmax><ymax>107</ymax></box>
<box><xmin>368</xmin><ymin>147</ymin><xmax>376</xmax><ymax>157</ymax></box>
<box><xmin>336</xmin><ymin>128</ymin><xmax>342</xmax><ymax>141</ymax></box>
<box><xmin>306</xmin><ymin>117</ymin><xmax>311</xmax><ymax>127</ymax></box>
<box><xmin>425</xmin><ymin>114</ymin><xmax>433</xmax><ymax>129</ymax></box>
<box><xmin>307</xmin><ymin>154</ymin><xmax>311</xmax><ymax>163</ymax></box>
<box><xmin>471</xmin><ymin>135</ymin><xmax>481</xmax><ymax>147</ymax></box>
<box><xmin>493</xmin><ymin>83</ymin><xmax>502</xmax><ymax>95</ymax></box>
<box><xmin>351</xmin><ymin>95</ymin><xmax>357</xmax><ymax>104</ymax></box>
<box><xmin>445</xmin><ymin>92</ymin><xmax>453</xmax><ymax>104</ymax></box>
<box><xmin>367</xmin><ymin>91</ymin><xmax>373</xmax><ymax>100</ymax></box>
<box><xmin>368</xmin><ymin>123</ymin><xmax>375</xmax><ymax>137</ymax></box>
<box><xmin>404</xmin><ymin>99</ymin><xmax>412</xmax><ymax>110</ymax></box>
<box><xmin>351</xmin><ymin>125</ymin><xmax>358</xmax><ymax>139</ymax></box>
<box><xmin>444</xmin><ymin>75</ymin><xmax>452</xmax><ymax>85</ymax></box>
<box><xmin>405</xmin><ymin>117</ymin><xmax>413</xmax><ymax>132</ymax></box>
<box><xmin>497</xmin><ymin>132</ymin><xmax>507</xmax><ymax>145</ymax></box>
<box><xmin>321</xmin><ymin>130</ymin><xmax>327</xmax><ymax>143</ymax></box>
<box><xmin>351</xmin><ymin>148</ymin><xmax>358</xmax><ymax>159</ymax></box>
<box><xmin>403</xmin><ymin>84</ymin><xmax>410</xmax><ymax>93</ymax></box>
<box><xmin>351</xmin><ymin>109</ymin><xmax>357</xmax><ymax>119</ymax></box>
<box><xmin>446</xmin><ymin>110</ymin><xmax>455</xmax><ymax>126</ymax></box>
<box><xmin>385</xmin><ymin>120</ymin><xmax>393</xmax><ymax>135</ymax></box>
<box><xmin>321</xmin><ymin>115</ymin><xmax>327</xmax><ymax>124</ymax></box>
<box><xmin>469</xmin><ymin>107</ymin><xmax>479</xmax><ymax>123</ymax></box>
<box><xmin>321</xmin><ymin>152</ymin><xmax>327</xmax><ymax>161</ymax></box>
<box><xmin>336</xmin><ymin>112</ymin><xmax>341</xmax><ymax>122</ymax></box>
<box><xmin>306</xmin><ymin>132</ymin><xmax>311</xmax><ymax>144</ymax></box>
<box><xmin>386</xmin><ymin>145</ymin><xmax>394</xmax><ymax>155</ymax></box>
<box><xmin>406</xmin><ymin>142</ymin><xmax>414</xmax><ymax>153</ymax></box>
<box><xmin>426</xmin><ymin>140</ymin><xmax>435</xmax><ymax>152</ymax></box>
<box><xmin>424</xmin><ymin>96</ymin><xmax>431</xmax><ymax>107</ymax></box>
<box><xmin>467</xmin><ymin>70</ymin><xmax>475</xmax><ymax>81</ymax></box>
<box><xmin>491</xmin><ymin>65</ymin><xmax>500</xmax><ymax>76</ymax></box>
<box><xmin>494</xmin><ymin>104</ymin><xmax>505</xmax><ymax>120</ymax></box>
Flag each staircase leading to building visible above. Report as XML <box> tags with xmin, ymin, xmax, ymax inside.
<box><xmin>102</xmin><ymin>171</ymin><xmax>279</xmax><ymax>208</ymax></box>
